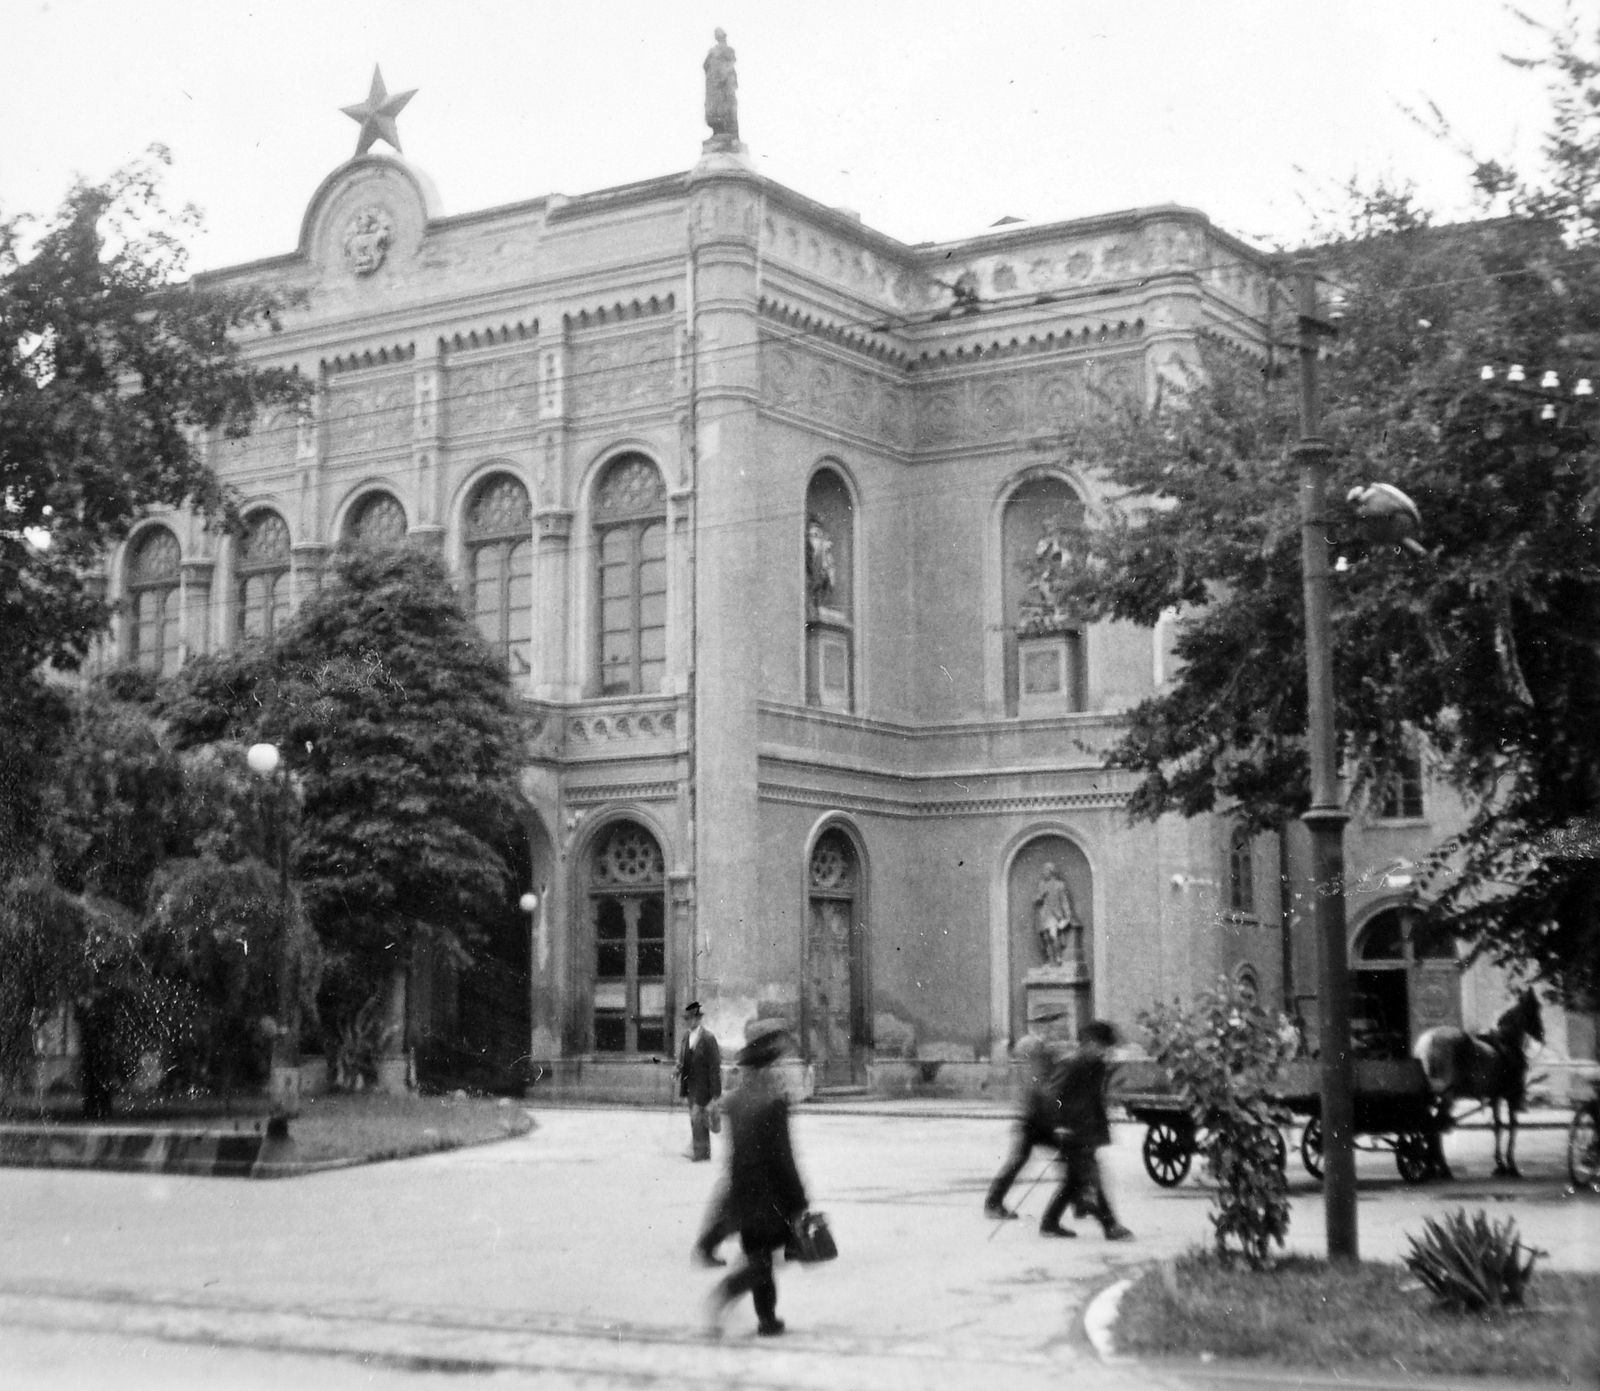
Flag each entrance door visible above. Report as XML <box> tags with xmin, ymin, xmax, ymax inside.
<box><xmin>805</xmin><ymin>829</ymin><xmax>863</xmax><ymax>1088</ymax></box>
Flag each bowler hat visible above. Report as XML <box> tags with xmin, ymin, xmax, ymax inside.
<box><xmin>739</xmin><ymin>1017</ymin><xmax>790</xmax><ymax>1067</ymax></box>
<box><xmin>683</xmin><ymin>1001</ymin><xmax>703</xmax><ymax>1018</ymax></box>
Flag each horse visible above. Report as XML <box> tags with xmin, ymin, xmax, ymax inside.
<box><xmin>1413</xmin><ymin>988</ymin><xmax>1544</xmax><ymax>1179</ymax></box>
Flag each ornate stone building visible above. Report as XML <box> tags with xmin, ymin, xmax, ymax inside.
<box><xmin>98</xmin><ymin>60</ymin><xmax>1566</xmax><ymax>1098</ymax></box>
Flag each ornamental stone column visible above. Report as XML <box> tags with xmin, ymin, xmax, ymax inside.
<box><xmin>179</xmin><ymin>560</ymin><xmax>214</xmax><ymax>662</ymax></box>
<box><xmin>292</xmin><ymin>383</ymin><xmax>328</xmax><ymax>608</ymax></box>
<box><xmin>409</xmin><ymin>348</ymin><xmax>446</xmax><ymax>553</ymax></box>
<box><xmin>531</xmin><ymin>330</ymin><xmax>573</xmax><ymax>701</ymax></box>
<box><xmin>685</xmin><ymin>153</ymin><xmax>765</xmax><ymax>1022</ymax></box>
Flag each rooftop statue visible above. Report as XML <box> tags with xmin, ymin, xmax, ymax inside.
<box><xmin>704</xmin><ymin>28</ymin><xmax>739</xmax><ymax>144</ymax></box>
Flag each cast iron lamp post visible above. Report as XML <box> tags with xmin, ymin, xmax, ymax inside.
<box><xmin>1291</xmin><ymin>262</ymin><xmax>1358</xmax><ymax>1261</ymax></box>
<box><xmin>247</xmin><ymin>741</ymin><xmax>300</xmax><ymax>1114</ymax></box>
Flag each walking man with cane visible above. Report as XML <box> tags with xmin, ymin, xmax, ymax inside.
<box><xmin>984</xmin><ymin>1031</ymin><xmax>1059</xmax><ymax>1221</ymax></box>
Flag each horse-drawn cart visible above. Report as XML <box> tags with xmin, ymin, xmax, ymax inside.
<box><xmin>1114</xmin><ymin>1057</ymin><xmax>1438</xmax><ymax>1187</ymax></box>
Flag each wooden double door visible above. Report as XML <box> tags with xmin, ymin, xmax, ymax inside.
<box><xmin>804</xmin><ymin>829</ymin><xmax>866</xmax><ymax>1089</ymax></box>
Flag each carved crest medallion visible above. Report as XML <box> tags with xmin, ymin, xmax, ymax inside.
<box><xmin>342</xmin><ymin>207</ymin><xmax>394</xmax><ymax>275</ymax></box>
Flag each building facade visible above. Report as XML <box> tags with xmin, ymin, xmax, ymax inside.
<box><xmin>97</xmin><ymin>121</ymin><xmax>1572</xmax><ymax>1097</ymax></box>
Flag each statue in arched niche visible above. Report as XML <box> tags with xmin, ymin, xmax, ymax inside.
<box><xmin>805</xmin><ymin>514</ymin><xmax>836</xmax><ymax>611</ymax></box>
<box><xmin>1032</xmin><ymin>862</ymin><xmax>1084</xmax><ymax>969</ymax></box>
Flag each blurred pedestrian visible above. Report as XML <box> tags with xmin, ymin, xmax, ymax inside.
<box><xmin>676</xmin><ymin>1001</ymin><xmax>722</xmax><ymax>1162</ymax></box>
<box><xmin>984</xmin><ymin>1030</ymin><xmax>1060</xmax><ymax>1220</ymax></box>
<box><xmin>705</xmin><ymin>1019</ymin><xmax>809</xmax><ymax>1338</ymax></box>
<box><xmin>1039</xmin><ymin>1019</ymin><xmax>1133</xmax><ymax>1241</ymax></box>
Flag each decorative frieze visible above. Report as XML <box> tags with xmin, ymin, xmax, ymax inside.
<box><xmin>327</xmin><ymin>376</ymin><xmax>411</xmax><ymax>457</ymax></box>
<box><xmin>756</xmin><ymin>781</ymin><xmax>1128</xmax><ymax>819</ymax></box>
<box><xmin>210</xmin><ymin>405</ymin><xmax>297</xmax><ymax>475</ymax></box>
<box><xmin>570</xmin><ymin>328</ymin><xmax>676</xmax><ymax>417</ymax></box>
<box><xmin>446</xmin><ymin>353</ymin><xmax>537</xmax><ymax>436</ymax></box>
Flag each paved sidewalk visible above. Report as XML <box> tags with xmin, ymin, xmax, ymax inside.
<box><xmin>0</xmin><ymin>1105</ymin><xmax>1592</xmax><ymax>1389</ymax></box>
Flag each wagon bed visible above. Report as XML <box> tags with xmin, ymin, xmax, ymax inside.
<box><xmin>1112</xmin><ymin>1057</ymin><xmax>1438</xmax><ymax>1187</ymax></box>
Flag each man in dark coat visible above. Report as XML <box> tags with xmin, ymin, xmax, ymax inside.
<box><xmin>676</xmin><ymin>1001</ymin><xmax>723</xmax><ymax>1162</ymax></box>
<box><xmin>705</xmin><ymin>1019</ymin><xmax>808</xmax><ymax>1338</ymax></box>
<box><xmin>1038</xmin><ymin>1019</ymin><xmax>1133</xmax><ymax>1240</ymax></box>
<box><xmin>984</xmin><ymin>1031</ymin><xmax>1059</xmax><ymax>1219</ymax></box>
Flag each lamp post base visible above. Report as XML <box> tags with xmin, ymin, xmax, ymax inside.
<box><xmin>268</xmin><ymin>1063</ymin><xmax>302</xmax><ymax>1117</ymax></box>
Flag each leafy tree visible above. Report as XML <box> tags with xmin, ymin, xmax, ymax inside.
<box><xmin>0</xmin><ymin>147</ymin><xmax>306</xmax><ymax>868</ymax></box>
<box><xmin>163</xmin><ymin>545</ymin><xmax>527</xmax><ymax>1049</ymax></box>
<box><xmin>1141</xmin><ymin>981</ymin><xmax>1299</xmax><ymax>1268</ymax></box>
<box><xmin>1027</xmin><ymin>16</ymin><xmax>1600</xmax><ymax>1003</ymax></box>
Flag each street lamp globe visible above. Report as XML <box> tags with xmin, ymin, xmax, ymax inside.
<box><xmin>518</xmin><ymin>892</ymin><xmax>539</xmax><ymax>914</ymax></box>
<box><xmin>247</xmin><ymin>743</ymin><xmax>281</xmax><ymax>776</ymax></box>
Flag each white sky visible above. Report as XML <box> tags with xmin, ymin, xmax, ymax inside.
<box><xmin>0</xmin><ymin>0</ymin><xmax>1574</xmax><ymax>273</ymax></box>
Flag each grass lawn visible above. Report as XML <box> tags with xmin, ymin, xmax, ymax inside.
<box><xmin>285</xmin><ymin>1092</ymin><xmax>533</xmax><ymax>1165</ymax></box>
<box><xmin>1114</xmin><ymin>1250</ymin><xmax>1600</xmax><ymax>1382</ymax></box>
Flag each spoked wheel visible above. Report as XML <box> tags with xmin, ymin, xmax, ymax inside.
<box><xmin>1569</xmin><ymin>1104</ymin><xmax>1600</xmax><ymax>1191</ymax></box>
<box><xmin>1143</xmin><ymin>1121</ymin><xmax>1194</xmax><ymax>1187</ymax></box>
<box><xmin>1396</xmin><ymin>1131</ymin><xmax>1434</xmax><ymax>1185</ymax></box>
<box><xmin>1301</xmin><ymin>1116</ymin><xmax>1324</xmax><ymax>1182</ymax></box>
<box><xmin>1271</xmin><ymin>1127</ymin><xmax>1288</xmax><ymax>1173</ymax></box>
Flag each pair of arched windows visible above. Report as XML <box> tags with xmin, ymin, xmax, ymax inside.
<box><xmin>340</xmin><ymin>482</ymin><xmax>534</xmax><ymax>675</ymax></box>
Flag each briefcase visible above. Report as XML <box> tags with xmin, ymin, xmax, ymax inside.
<box><xmin>788</xmin><ymin>1211</ymin><xmax>838</xmax><ymax>1263</ymax></box>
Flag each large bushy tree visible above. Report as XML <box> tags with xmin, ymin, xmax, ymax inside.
<box><xmin>163</xmin><ymin>544</ymin><xmax>527</xmax><ymax>1044</ymax></box>
<box><xmin>1026</xmin><ymin>16</ymin><xmax>1600</xmax><ymax>1003</ymax></box>
<box><xmin>0</xmin><ymin>147</ymin><xmax>305</xmax><ymax>869</ymax></box>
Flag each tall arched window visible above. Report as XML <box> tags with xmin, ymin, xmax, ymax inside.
<box><xmin>344</xmin><ymin>491</ymin><xmax>408</xmax><ymax>548</ymax></box>
<box><xmin>127</xmin><ymin>526</ymin><xmax>181</xmax><ymax>675</ymax></box>
<box><xmin>237</xmin><ymin>510</ymin><xmax>291</xmax><ymax>643</ymax></box>
<box><xmin>1004</xmin><ymin>475</ymin><xmax>1086</xmax><ymax>715</ymax></box>
<box><xmin>805</xmin><ymin>827</ymin><xmax>866</xmax><ymax>1086</ymax></box>
<box><xmin>465</xmin><ymin>475</ymin><xmax>533</xmax><ymax>675</ymax></box>
<box><xmin>1228</xmin><ymin>825</ymin><xmax>1256</xmax><ymax>917</ymax></box>
<box><xmin>593</xmin><ymin>455</ymin><xmax>667</xmax><ymax>696</ymax></box>
<box><xmin>587</xmin><ymin>821</ymin><xmax>667</xmax><ymax>1054</ymax></box>
<box><xmin>804</xmin><ymin>467</ymin><xmax>855</xmax><ymax>711</ymax></box>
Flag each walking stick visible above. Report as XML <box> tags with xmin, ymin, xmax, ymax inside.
<box><xmin>986</xmin><ymin>1152</ymin><xmax>1059</xmax><ymax>1241</ymax></box>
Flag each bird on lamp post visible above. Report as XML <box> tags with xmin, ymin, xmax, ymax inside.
<box><xmin>1346</xmin><ymin>483</ymin><xmax>1428</xmax><ymax>559</ymax></box>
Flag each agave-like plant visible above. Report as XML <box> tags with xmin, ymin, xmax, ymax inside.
<box><xmin>1403</xmin><ymin>1208</ymin><xmax>1544</xmax><ymax>1312</ymax></box>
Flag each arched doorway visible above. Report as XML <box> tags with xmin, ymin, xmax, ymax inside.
<box><xmin>805</xmin><ymin>827</ymin><xmax>866</xmax><ymax>1088</ymax></box>
<box><xmin>1352</xmin><ymin>906</ymin><xmax>1461</xmax><ymax>1057</ymax></box>
<box><xmin>586</xmin><ymin>820</ymin><xmax>668</xmax><ymax>1055</ymax></box>
<box><xmin>1007</xmin><ymin>834</ymin><xmax>1094</xmax><ymax>1042</ymax></box>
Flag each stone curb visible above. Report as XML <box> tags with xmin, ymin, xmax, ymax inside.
<box><xmin>0</xmin><ymin>1111</ymin><xmax>535</xmax><ymax>1179</ymax></box>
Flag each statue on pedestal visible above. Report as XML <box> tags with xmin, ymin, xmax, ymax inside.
<box><xmin>704</xmin><ymin>29</ymin><xmax>740</xmax><ymax>146</ymax></box>
<box><xmin>806</xmin><ymin>515</ymin><xmax>836</xmax><ymax>611</ymax></box>
<box><xmin>1032</xmin><ymin>862</ymin><xmax>1083</xmax><ymax>969</ymax></box>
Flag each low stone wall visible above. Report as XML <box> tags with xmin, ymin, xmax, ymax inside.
<box><xmin>0</xmin><ymin>1123</ymin><xmax>272</xmax><ymax>1176</ymax></box>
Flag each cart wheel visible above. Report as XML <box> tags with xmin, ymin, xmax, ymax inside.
<box><xmin>1569</xmin><ymin>1103</ymin><xmax>1600</xmax><ymax>1191</ymax></box>
<box><xmin>1396</xmin><ymin>1131</ymin><xmax>1433</xmax><ymax>1185</ymax></box>
<box><xmin>1301</xmin><ymin>1117</ymin><xmax>1324</xmax><ymax>1182</ymax></box>
<box><xmin>1143</xmin><ymin>1121</ymin><xmax>1193</xmax><ymax>1187</ymax></box>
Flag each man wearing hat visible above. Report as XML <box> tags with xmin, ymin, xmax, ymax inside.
<box><xmin>676</xmin><ymin>1001</ymin><xmax>723</xmax><ymax>1162</ymax></box>
<box><xmin>705</xmin><ymin>1019</ymin><xmax>809</xmax><ymax>1337</ymax></box>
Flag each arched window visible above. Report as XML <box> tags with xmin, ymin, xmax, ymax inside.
<box><xmin>1004</xmin><ymin>475</ymin><xmax>1086</xmax><ymax>715</ymax></box>
<box><xmin>1228</xmin><ymin>825</ymin><xmax>1256</xmax><ymax>917</ymax></box>
<box><xmin>465</xmin><ymin>475</ymin><xmax>533</xmax><ymax>675</ymax></box>
<box><xmin>587</xmin><ymin>821</ymin><xmax>667</xmax><ymax>1055</ymax></box>
<box><xmin>344</xmin><ymin>491</ymin><xmax>408</xmax><ymax>548</ymax></box>
<box><xmin>593</xmin><ymin>455</ymin><xmax>667</xmax><ymax>696</ymax></box>
<box><xmin>127</xmin><ymin>526</ymin><xmax>181</xmax><ymax>676</ymax></box>
<box><xmin>237</xmin><ymin>510</ymin><xmax>291</xmax><ymax>643</ymax></box>
<box><xmin>804</xmin><ymin>468</ymin><xmax>855</xmax><ymax>711</ymax></box>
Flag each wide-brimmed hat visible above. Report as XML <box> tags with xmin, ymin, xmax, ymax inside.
<box><xmin>683</xmin><ymin>1001</ymin><xmax>703</xmax><ymax>1018</ymax></box>
<box><xmin>740</xmin><ymin>1017</ymin><xmax>790</xmax><ymax>1067</ymax></box>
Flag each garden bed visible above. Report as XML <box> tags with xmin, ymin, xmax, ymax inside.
<box><xmin>1113</xmin><ymin>1251</ymin><xmax>1600</xmax><ymax>1382</ymax></box>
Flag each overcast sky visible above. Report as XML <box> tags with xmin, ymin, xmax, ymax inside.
<box><xmin>0</xmin><ymin>0</ymin><xmax>1574</xmax><ymax>273</ymax></box>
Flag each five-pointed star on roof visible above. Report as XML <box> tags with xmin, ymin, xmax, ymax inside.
<box><xmin>341</xmin><ymin>65</ymin><xmax>417</xmax><ymax>157</ymax></box>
